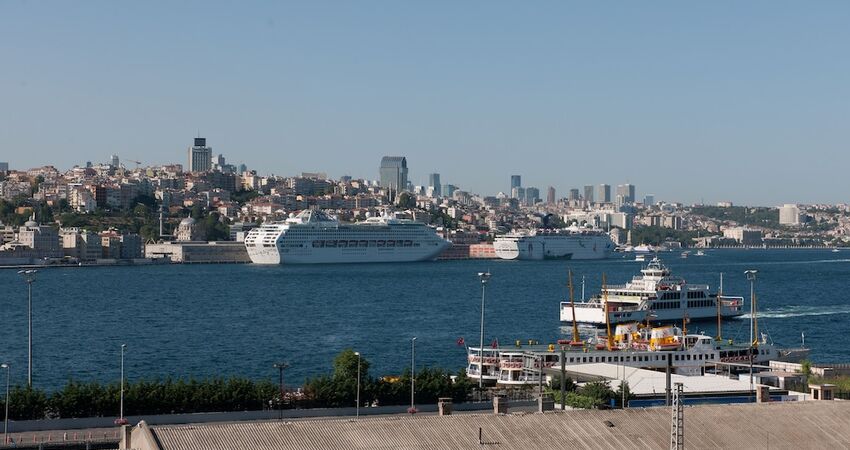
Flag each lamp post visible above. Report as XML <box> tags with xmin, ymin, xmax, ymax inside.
<box><xmin>17</xmin><ymin>269</ymin><xmax>37</xmax><ymax>386</ymax></box>
<box><xmin>354</xmin><ymin>352</ymin><xmax>361</xmax><ymax>419</ymax></box>
<box><xmin>272</xmin><ymin>362</ymin><xmax>289</xmax><ymax>420</ymax></box>
<box><xmin>744</xmin><ymin>270</ymin><xmax>758</xmax><ymax>392</ymax></box>
<box><xmin>410</xmin><ymin>337</ymin><xmax>417</xmax><ymax>412</ymax></box>
<box><xmin>2</xmin><ymin>363</ymin><xmax>9</xmax><ymax>445</ymax></box>
<box><xmin>119</xmin><ymin>344</ymin><xmax>127</xmax><ymax>424</ymax></box>
<box><xmin>477</xmin><ymin>272</ymin><xmax>491</xmax><ymax>389</ymax></box>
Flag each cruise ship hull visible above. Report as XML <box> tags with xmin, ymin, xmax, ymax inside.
<box><xmin>493</xmin><ymin>234</ymin><xmax>613</xmax><ymax>261</ymax></box>
<box><xmin>247</xmin><ymin>244</ymin><xmax>448</xmax><ymax>264</ymax></box>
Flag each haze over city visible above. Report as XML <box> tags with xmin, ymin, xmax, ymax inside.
<box><xmin>2</xmin><ymin>1</ymin><xmax>849</xmax><ymax>205</ymax></box>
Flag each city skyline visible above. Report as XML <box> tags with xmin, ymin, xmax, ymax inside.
<box><xmin>3</xmin><ymin>2</ymin><xmax>849</xmax><ymax>205</ymax></box>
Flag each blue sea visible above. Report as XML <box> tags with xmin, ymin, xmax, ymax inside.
<box><xmin>1</xmin><ymin>249</ymin><xmax>848</xmax><ymax>391</ymax></box>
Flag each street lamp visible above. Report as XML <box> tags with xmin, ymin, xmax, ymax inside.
<box><xmin>17</xmin><ymin>269</ymin><xmax>37</xmax><ymax>386</ymax></box>
<box><xmin>272</xmin><ymin>362</ymin><xmax>289</xmax><ymax>420</ymax></box>
<box><xmin>354</xmin><ymin>352</ymin><xmax>361</xmax><ymax>419</ymax></box>
<box><xmin>116</xmin><ymin>344</ymin><xmax>128</xmax><ymax>426</ymax></box>
<box><xmin>477</xmin><ymin>272</ymin><xmax>491</xmax><ymax>389</ymax></box>
<box><xmin>744</xmin><ymin>270</ymin><xmax>758</xmax><ymax>391</ymax></box>
<box><xmin>2</xmin><ymin>363</ymin><xmax>9</xmax><ymax>445</ymax></box>
<box><xmin>410</xmin><ymin>337</ymin><xmax>417</xmax><ymax>413</ymax></box>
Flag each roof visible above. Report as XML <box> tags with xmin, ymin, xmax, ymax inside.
<box><xmin>128</xmin><ymin>401</ymin><xmax>850</xmax><ymax>450</ymax></box>
<box><xmin>379</xmin><ymin>156</ymin><xmax>407</xmax><ymax>167</ymax></box>
<box><xmin>556</xmin><ymin>363</ymin><xmax>763</xmax><ymax>395</ymax></box>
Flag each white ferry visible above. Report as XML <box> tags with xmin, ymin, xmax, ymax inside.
<box><xmin>560</xmin><ymin>258</ymin><xmax>745</xmax><ymax>326</ymax></box>
<box><xmin>493</xmin><ymin>225</ymin><xmax>614</xmax><ymax>261</ymax></box>
<box><xmin>466</xmin><ymin>324</ymin><xmax>808</xmax><ymax>386</ymax></box>
<box><xmin>244</xmin><ymin>210</ymin><xmax>450</xmax><ymax>264</ymax></box>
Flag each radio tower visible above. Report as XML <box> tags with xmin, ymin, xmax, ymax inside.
<box><xmin>670</xmin><ymin>382</ymin><xmax>684</xmax><ymax>450</ymax></box>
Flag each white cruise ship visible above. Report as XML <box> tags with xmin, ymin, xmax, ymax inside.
<box><xmin>244</xmin><ymin>210</ymin><xmax>450</xmax><ymax>264</ymax></box>
<box><xmin>560</xmin><ymin>258</ymin><xmax>745</xmax><ymax>326</ymax></box>
<box><xmin>493</xmin><ymin>225</ymin><xmax>614</xmax><ymax>260</ymax></box>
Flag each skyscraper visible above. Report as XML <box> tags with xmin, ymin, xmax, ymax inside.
<box><xmin>510</xmin><ymin>175</ymin><xmax>522</xmax><ymax>193</ymax></box>
<box><xmin>428</xmin><ymin>173</ymin><xmax>441</xmax><ymax>197</ymax></box>
<box><xmin>584</xmin><ymin>185</ymin><xmax>594</xmax><ymax>203</ymax></box>
<box><xmin>644</xmin><ymin>194</ymin><xmax>655</xmax><ymax>206</ymax></box>
<box><xmin>546</xmin><ymin>186</ymin><xmax>556</xmax><ymax>204</ymax></box>
<box><xmin>188</xmin><ymin>137</ymin><xmax>212</xmax><ymax>173</ymax></box>
<box><xmin>617</xmin><ymin>184</ymin><xmax>636</xmax><ymax>204</ymax></box>
<box><xmin>525</xmin><ymin>187</ymin><xmax>540</xmax><ymax>205</ymax></box>
<box><xmin>379</xmin><ymin>156</ymin><xmax>408</xmax><ymax>192</ymax></box>
<box><xmin>598</xmin><ymin>184</ymin><xmax>611</xmax><ymax>203</ymax></box>
<box><xmin>569</xmin><ymin>189</ymin><xmax>580</xmax><ymax>201</ymax></box>
<box><xmin>110</xmin><ymin>154</ymin><xmax>119</xmax><ymax>168</ymax></box>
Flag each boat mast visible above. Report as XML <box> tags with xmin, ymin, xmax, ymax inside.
<box><xmin>568</xmin><ymin>270</ymin><xmax>580</xmax><ymax>344</ymax></box>
<box><xmin>716</xmin><ymin>273</ymin><xmax>723</xmax><ymax>340</ymax></box>
<box><xmin>603</xmin><ymin>273</ymin><xmax>613</xmax><ymax>350</ymax></box>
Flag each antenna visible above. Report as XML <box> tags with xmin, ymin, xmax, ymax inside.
<box><xmin>670</xmin><ymin>382</ymin><xmax>684</xmax><ymax>450</ymax></box>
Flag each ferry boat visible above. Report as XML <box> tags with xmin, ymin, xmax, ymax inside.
<box><xmin>492</xmin><ymin>225</ymin><xmax>614</xmax><ymax>261</ymax></box>
<box><xmin>244</xmin><ymin>210</ymin><xmax>450</xmax><ymax>264</ymax></box>
<box><xmin>559</xmin><ymin>258</ymin><xmax>745</xmax><ymax>326</ymax></box>
<box><xmin>466</xmin><ymin>325</ymin><xmax>808</xmax><ymax>386</ymax></box>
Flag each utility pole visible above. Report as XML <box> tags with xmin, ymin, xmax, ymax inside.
<box><xmin>18</xmin><ymin>269</ymin><xmax>37</xmax><ymax>386</ymax></box>
<box><xmin>410</xmin><ymin>337</ymin><xmax>417</xmax><ymax>412</ymax></box>
<box><xmin>670</xmin><ymin>382</ymin><xmax>684</xmax><ymax>450</ymax></box>
<box><xmin>477</xmin><ymin>272</ymin><xmax>491</xmax><ymax>389</ymax></box>
<box><xmin>273</xmin><ymin>362</ymin><xmax>289</xmax><ymax>420</ymax></box>
<box><xmin>560</xmin><ymin>348</ymin><xmax>566</xmax><ymax>410</ymax></box>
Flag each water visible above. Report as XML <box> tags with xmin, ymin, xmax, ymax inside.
<box><xmin>0</xmin><ymin>249</ymin><xmax>847</xmax><ymax>391</ymax></box>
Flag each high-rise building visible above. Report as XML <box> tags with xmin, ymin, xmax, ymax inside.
<box><xmin>379</xmin><ymin>156</ymin><xmax>408</xmax><ymax>192</ymax></box>
<box><xmin>525</xmin><ymin>187</ymin><xmax>540</xmax><ymax>205</ymax></box>
<box><xmin>441</xmin><ymin>184</ymin><xmax>457</xmax><ymax>197</ymax></box>
<box><xmin>779</xmin><ymin>204</ymin><xmax>801</xmax><ymax>225</ymax></box>
<box><xmin>510</xmin><ymin>175</ymin><xmax>522</xmax><ymax>193</ymax></box>
<box><xmin>598</xmin><ymin>184</ymin><xmax>611</xmax><ymax>203</ymax></box>
<box><xmin>511</xmin><ymin>186</ymin><xmax>525</xmax><ymax>202</ymax></box>
<box><xmin>0</xmin><ymin>162</ymin><xmax>8</xmax><ymax>173</ymax></box>
<box><xmin>188</xmin><ymin>138</ymin><xmax>213</xmax><ymax>173</ymax></box>
<box><xmin>583</xmin><ymin>185</ymin><xmax>594</xmax><ymax>203</ymax></box>
<box><xmin>644</xmin><ymin>194</ymin><xmax>655</xmax><ymax>206</ymax></box>
<box><xmin>428</xmin><ymin>173</ymin><xmax>441</xmax><ymax>197</ymax></box>
<box><xmin>569</xmin><ymin>189</ymin><xmax>580</xmax><ymax>201</ymax></box>
<box><xmin>110</xmin><ymin>154</ymin><xmax>120</xmax><ymax>168</ymax></box>
<box><xmin>617</xmin><ymin>184</ymin><xmax>636</xmax><ymax>204</ymax></box>
<box><xmin>546</xmin><ymin>186</ymin><xmax>556</xmax><ymax>204</ymax></box>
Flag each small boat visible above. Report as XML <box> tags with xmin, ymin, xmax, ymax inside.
<box><xmin>695</xmin><ymin>250</ymin><xmax>705</xmax><ymax>256</ymax></box>
<box><xmin>635</xmin><ymin>254</ymin><xmax>646</xmax><ymax>262</ymax></box>
<box><xmin>832</xmin><ymin>248</ymin><xmax>840</xmax><ymax>253</ymax></box>
<box><xmin>680</xmin><ymin>251</ymin><xmax>690</xmax><ymax>259</ymax></box>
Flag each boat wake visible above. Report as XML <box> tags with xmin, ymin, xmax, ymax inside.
<box><xmin>738</xmin><ymin>305</ymin><xmax>850</xmax><ymax>319</ymax></box>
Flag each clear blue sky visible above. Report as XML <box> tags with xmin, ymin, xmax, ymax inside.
<box><xmin>2</xmin><ymin>1</ymin><xmax>848</xmax><ymax>205</ymax></box>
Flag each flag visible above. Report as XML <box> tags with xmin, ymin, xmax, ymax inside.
<box><xmin>456</xmin><ymin>337</ymin><xmax>465</xmax><ymax>346</ymax></box>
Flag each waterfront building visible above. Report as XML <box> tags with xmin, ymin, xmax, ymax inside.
<box><xmin>583</xmin><ymin>185</ymin><xmax>594</xmax><ymax>203</ymax></box>
<box><xmin>610</xmin><ymin>212</ymin><xmax>633</xmax><ymax>229</ymax></box>
<box><xmin>546</xmin><ymin>186</ymin><xmax>555</xmax><ymax>204</ymax></box>
<box><xmin>598</xmin><ymin>184</ymin><xmax>611</xmax><ymax>203</ymax></box>
<box><xmin>379</xmin><ymin>156</ymin><xmax>408</xmax><ymax>193</ymax></box>
<box><xmin>120</xmin><ymin>233</ymin><xmax>144</xmax><ymax>259</ymax></box>
<box><xmin>723</xmin><ymin>227</ymin><xmax>763</xmax><ymax>246</ymax></box>
<box><xmin>17</xmin><ymin>216</ymin><xmax>62</xmax><ymax>257</ymax></box>
<box><xmin>188</xmin><ymin>138</ymin><xmax>212</xmax><ymax>173</ymax></box>
<box><xmin>428</xmin><ymin>173</ymin><xmax>441</xmax><ymax>197</ymax></box>
<box><xmin>616</xmin><ymin>183</ymin><xmax>636</xmax><ymax>204</ymax></box>
<box><xmin>779</xmin><ymin>204</ymin><xmax>802</xmax><ymax>225</ymax></box>
<box><xmin>60</xmin><ymin>229</ymin><xmax>102</xmax><ymax>261</ymax></box>
<box><xmin>145</xmin><ymin>241</ymin><xmax>249</xmax><ymax>263</ymax></box>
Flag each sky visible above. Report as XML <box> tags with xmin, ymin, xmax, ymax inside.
<box><xmin>1</xmin><ymin>1</ymin><xmax>848</xmax><ymax>206</ymax></box>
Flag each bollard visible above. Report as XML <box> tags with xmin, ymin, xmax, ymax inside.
<box><xmin>438</xmin><ymin>397</ymin><xmax>453</xmax><ymax>416</ymax></box>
